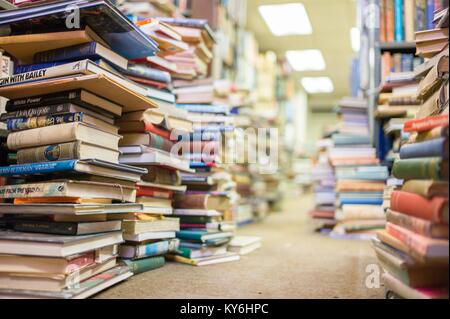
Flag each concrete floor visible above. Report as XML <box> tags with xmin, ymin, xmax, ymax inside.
<box><xmin>96</xmin><ymin>194</ymin><xmax>385</xmax><ymax>299</ymax></box>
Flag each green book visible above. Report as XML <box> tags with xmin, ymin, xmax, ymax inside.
<box><xmin>392</xmin><ymin>157</ymin><xmax>448</xmax><ymax>181</ymax></box>
<box><xmin>123</xmin><ymin>256</ymin><xmax>165</xmax><ymax>275</ymax></box>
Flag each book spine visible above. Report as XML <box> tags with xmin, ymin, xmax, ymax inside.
<box><xmin>415</xmin><ymin>0</ymin><xmax>428</xmax><ymax>31</ymax></box>
<box><xmin>136</xmin><ymin>241</ymin><xmax>170</xmax><ymax>259</ymax></box>
<box><xmin>0</xmin><ymin>182</ymin><xmax>67</xmax><ymax>199</ymax></box>
<box><xmin>404</xmin><ymin>115</ymin><xmax>449</xmax><ymax>133</ymax></box>
<box><xmin>394</xmin><ymin>0</ymin><xmax>405</xmax><ymax>42</ymax></box>
<box><xmin>123</xmin><ymin>256</ymin><xmax>165</xmax><ymax>275</ymax></box>
<box><xmin>391</xmin><ymin>190</ymin><xmax>448</xmax><ymax>223</ymax></box>
<box><xmin>0</xmin><ymin>60</ymin><xmax>89</xmax><ymax>87</ymax></box>
<box><xmin>2</xmin><ymin>103</ymin><xmax>76</xmax><ymax>121</ymax></box>
<box><xmin>400</xmin><ymin>138</ymin><xmax>448</xmax><ymax>159</ymax></box>
<box><xmin>144</xmin><ymin>122</ymin><xmax>171</xmax><ymax>139</ymax></box>
<box><xmin>148</xmin><ymin>132</ymin><xmax>174</xmax><ymax>153</ymax></box>
<box><xmin>34</xmin><ymin>42</ymin><xmax>97</xmax><ymax>64</ymax></box>
<box><xmin>404</xmin><ymin>0</ymin><xmax>416</xmax><ymax>42</ymax></box>
<box><xmin>136</xmin><ymin>187</ymin><xmax>173</xmax><ymax>199</ymax></box>
<box><xmin>386</xmin><ymin>0</ymin><xmax>396</xmax><ymax>42</ymax></box>
<box><xmin>125</xmin><ymin>64</ymin><xmax>171</xmax><ymax>83</ymax></box>
<box><xmin>12</xmin><ymin>220</ymin><xmax>78</xmax><ymax>235</ymax></box>
<box><xmin>7</xmin><ymin>122</ymin><xmax>78</xmax><ymax>150</ymax></box>
<box><xmin>392</xmin><ymin>158</ymin><xmax>442</xmax><ymax>180</ymax></box>
<box><xmin>6</xmin><ymin>113</ymin><xmax>84</xmax><ymax>131</ymax></box>
<box><xmin>0</xmin><ymin>160</ymin><xmax>77</xmax><ymax>176</ymax></box>
<box><xmin>387</xmin><ymin>210</ymin><xmax>447</xmax><ymax>238</ymax></box>
<box><xmin>426</xmin><ymin>0</ymin><xmax>435</xmax><ymax>29</ymax></box>
<box><xmin>16</xmin><ymin>142</ymin><xmax>81</xmax><ymax>164</ymax></box>
<box><xmin>386</xmin><ymin>223</ymin><xmax>430</xmax><ymax>259</ymax></box>
<box><xmin>381</xmin><ymin>0</ymin><xmax>387</xmax><ymax>42</ymax></box>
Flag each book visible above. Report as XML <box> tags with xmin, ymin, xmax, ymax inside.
<box><xmin>120</xmin><ymin>132</ymin><xmax>174</xmax><ymax>153</ymax></box>
<box><xmin>383</xmin><ymin>272</ymin><xmax>449</xmax><ymax>299</ymax></box>
<box><xmin>119</xmin><ymin>238</ymin><xmax>179</xmax><ymax>259</ymax></box>
<box><xmin>387</xmin><ymin>209</ymin><xmax>449</xmax><ymax>239</ymax></box>
<box><xmin>123</xmin><ymin>231</ymin><xmax>176</xmax><ymax>243</ymax></box>
<box><xmin>5</xmin><ymin>218</ymin><xmax>122</xmax><ymax>236</ymax></box>
<box><xmin>6</xmin><ymin>112</ymin><xmax>119</xmax><ymax>135</ymax></box>
<box><xmin>227</xmin><ymin>236</ymin><xmax>262</xmax><ymax>256</ymax></box>
<box><xmin>413</xmin><ymin>125</ymin><xmax>449</xmax><ymax>143</ymax></box>
<box><xmin>386</xmin><ymin>0</ymin><xmax>395</xmax><ymax>42</ymax></box>
<box><xmin>377</xmin><ymin>229</ymin><xmax>410</xmax><ymax>254</ymax></box>
<box><xmin>400</xmin><ymin>137</ymin><xmax>448</xmax><ymax>159</ymax></box>
<box><xmin>34</xmin><ymin>41</ymin><xmax>128</xmax><ymax>70</ymax></box>
<box><xmin>122</xmin><ymin>218</ymin><xmax>180</xmax><ymax>235</ymax></box>
<box><xmin>401</xmin><ymin>180</ymin><xmax>449</xmax><ymax>197</ymax></box>
<box><xmin>123</xmin><ymin>256</ymin><xmax>165</xmax><ymax>275</ymax></box>
<box><xmin>174</xmin><ymin>194</ymin><xmax>231</xmax><ymax>211</ymax></box>
<box><xmin>0</xmin><ymin>203</ymin><xmax>143</xmax><ymax>216</ymax></box>
<box><xmin>336</xmin><ymin>205</ymin><xmax>385</xmax><ymax>220</ymax></box>
<box><xmin>175</xmin><ymin>230</ymin><xmax>233</xmax><ymax>242</ymax></box>
<box><xmin>0</xmin><ymin>27</ymin><xmax>109</xmax><ymax>64</ymax></box>
<box><xmin>386</xmin><ymin>222</ymin><xmax>449</xmax><ymax>263</ymax></box>
<box><xmin>394</xmin><ymin>0</ymin><xmax>405</xmax><ymax>42</ymax></box>
<box><xmin>123</xmin><ymin>63</ymin><xmax>171</xmax><ymax>84</ymax></box>
<box><xmin>390</xmin><ymin>190</ymin><xmax>449</xmax><ymax>224</ymax></box>
<box><xmin>405</xmin><ymin>0</ymin><xmax>416</xmax><ymax>42</ymax></box>
<box><xmin>16</xmin><ymin>141</ymin><xmax>120</xmax><ymax>164</ymax></box>
<box><xmin>416</xmin><ymin>0</ymin><xmax>428</xmax><ymax>32</ymax></box>
<box><xmin>392</xmin><ymin>157</ymin><xmax>448</xmax><ymax>180</ymax></box>
<box><xmin>1</xmin><ymin>103</ymin><xmax>114</xmax><ymax>124</ymax></box>
<box><xmin>177</xmin><ymin>245</ymin><xmax>227</xmax><ymax>259</ymax></box>
<box><xmin>0</xmin><ymin>180</ymin><xmax>136</xmax><ymax>203</ymax></box>
<box><xmin>7</xmin><ymin>122</ymin><xmax>121</xmax><ymax>151</ymax></box>
<box><xmin>119</xmin><ymin>146</ymin><xmax>193</xmax><ymax>173</ymax></box>
<box><xmin>0</xmin><ymin>250</ymin><xmax>97</xmax><ymax>275</ymax></box>
<box><xmin>5</xmin><ymin>90</ymin><xmax>122</xmax><ymax>118</ymax></box>
<box><xmin>167</xmin><ymin>252</ymin><xmax>239</xmax><ymax>267</ymax></box>
<box><xmin>0</xmin><ymin>230</ymin><xmax>123</xmax><ymax>257</ymax></box>
<box><xmin>0</xmin><ymin>74</ymin><xmax>158</xmax><ymax>114</ymax></box>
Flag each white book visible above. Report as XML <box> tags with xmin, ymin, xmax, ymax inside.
<box><xmin>123</xmin><ymin>231</ymin><xmax>176</xmax><ymax>242</ymax></box>
<box><xmin>0</xmin><ymin>59</ymin><xmax>147</xmax><ymax>97</ymax></box>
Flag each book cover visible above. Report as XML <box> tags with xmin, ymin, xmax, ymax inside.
<box><xmin>123</xmin><ymin>256</ymin><xmax>165</xmax><ymax>275</ymax></box>
<box><xmin>402</xmin><ymin>180</ymin><xmax>449</xmax><ymax>198</ymax></box>
<box><xmin>392</xmin><ymin>157</ymin><xmax>448</xmax><ymax>180</ymax></box>
<box><xmin>400</xmin><ymin>137</ymin><xmax>449</xmax><ymax>159</ymax></box>
<box><xmin>387</xmin><ymin>209</ymin><xmax>449</xmax><ymax>238</ymax></box>
<box><xmin>7</xmin><ymin>112</ymin><xmax>85</xmax><ymax>131</ymax></box>
<box><xmin>391</xmin><ymin>190</ymin><xmax>449</xmax><ymax>224</ymax></box>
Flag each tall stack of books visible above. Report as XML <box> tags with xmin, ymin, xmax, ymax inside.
<box><xmin>373</xmin><ymin>9</ymin><xmax>449</xmax><ymax>299</ymax></box>
<box><xmin>309</xmin><ymin>138</ymin><xmax>337</xmax><ymax>232</ymax></box>
<box><xmin>328</xmin><ymin>97</ymin><xmax>388</xmax><ymax>239</ymax></box>
<box><xmin>0</xmin><ymin>0</ymin><xmax>165</xmax><ymax>298</ymax></box>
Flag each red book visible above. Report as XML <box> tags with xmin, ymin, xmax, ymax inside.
<box><xmin>136</xmin><ymin>186</ymin><xmax>173</xmax><ymax>199</ymax></box>
<box><xmin>403</xmin><ymin>115</ymin><xmax>449</xmax><ymax>133</ymax></box>
<box><xmin>386</xmin><ymin>222</ymin><xmax>449</xmax><ymax>262</ymax></box>
<box><xmin>126</xmin><ymin>75</ymin><xmax>168</xmax><ymax>90</ymax></box>
<box><xmin>391</xmin><ymin>191</ymin><xmax>449</xmax><ymax>225</ymax></box>
<box><xmin>118</xmin><ymin>120</ymin><xmax>172</xmax><ymax>140</ymax></box>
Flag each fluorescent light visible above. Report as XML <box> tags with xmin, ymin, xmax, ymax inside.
<box><xmin>259</xmin><ymin>3</ymin><xmax>313</xmax><ymax>36</ymax></box>
<box><xmin>301</xmin><ymin>77</ymin><xmax>334</xmax><ymax>94</ymax></box>
<box><xmin>285</xmin><ymin>50</ymin><xmax>326</xmax><ymax>71</ymax></box>
<box><xmin>351</xmin><ymin>27</ymin><xmax>360</xmax><ymax>52</ymax></box>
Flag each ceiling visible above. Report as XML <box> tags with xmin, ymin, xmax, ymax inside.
<box><xmin>246</xmin><ymin>0</ymin><xmax>357</xmax><ymax>108</ymax></box>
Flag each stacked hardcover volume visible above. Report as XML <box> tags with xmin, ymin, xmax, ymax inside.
<box><xmin>373</xmin><ymin>8</ymin><xmax>449</xmax><ymax>299</ymax></box>
<box><xmin>0</xmin><ymin>0</ymin><xmax>165</xmax><ymax>298</ymax></box>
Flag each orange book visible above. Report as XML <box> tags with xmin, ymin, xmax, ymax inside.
<box><xmin>386</xmin><ymin>0</ymin><xmax>395</xmax><ymax>42</ymax></box>
<box><xmin>380</xmin><ymin>0</ymin><xmax>387</xmax><ymax>42</ymax></box>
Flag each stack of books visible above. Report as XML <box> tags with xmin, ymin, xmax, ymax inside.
<box><xmin>309</xmin><ymin>138</ymin><xmax>337</xmax><ymax>232</ymax></box>
<box><xmin>374</xmin><ymin>12</ymin><xmax>449</xmax><ymax>298</ymax></box>
<box><xmin>0</xmin><ymin>0</ymin><xmax>168</xmax><ymax>297</ymax></box>
<box><xmin>328</xmin><ymin>98</ymin><xmax>388</xmax><ymax>239</ymax></box>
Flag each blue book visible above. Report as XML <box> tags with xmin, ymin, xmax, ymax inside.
<box><xmin>176</xmin><ymin>230</ymin><xmax>233</xmax><ymax>242</ymax></box>
<box><xmin>7</xmin><ymin>113</ymin><xmax>84</xmax><ymax>131</ymax></box>
<box><xmin>14</xmin><ymin>59</ymin><xmax>109</xmax><ymax>74</ymax></box>
<box><xmin>426</xmin><ymin>0</ymin><xmax>435</xmax><ymax>29</ymax></box>
<box><xmin>34</xmin><ymin>42</ymin><xmax>128</xmax><ymax>70</ymax></box>
<box><xmin>176</xmin><ymin>104</ymin><xmax>230</xmax><ymax>114</ymax></box>
<box><xmin>120</xmin><ymin>240</ymin><xmax>172</xmax><ymax>259</ymax></box>
<box><xmin>416</xmin><ymin>0</ymin><xmax>428</xmax><ymax>31</ymax></box>
<box><xmin>339</xmin><ymin>198</ymin><xmax>384</xmax><ymax>205</ymax></box>
<box><xmin>394</xmin><ymin>0</ymin><xmax>405</xmax><ymax>42</ymax></box>
<box><xmin>0</xmin><ymin>160</ymin><xmax>77</xmax><ymax>176</ymax></box>
<box><xmin>400</xmin><ymin>137</ymin><xmax>448</xmax><ymax>159</ymax></box>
